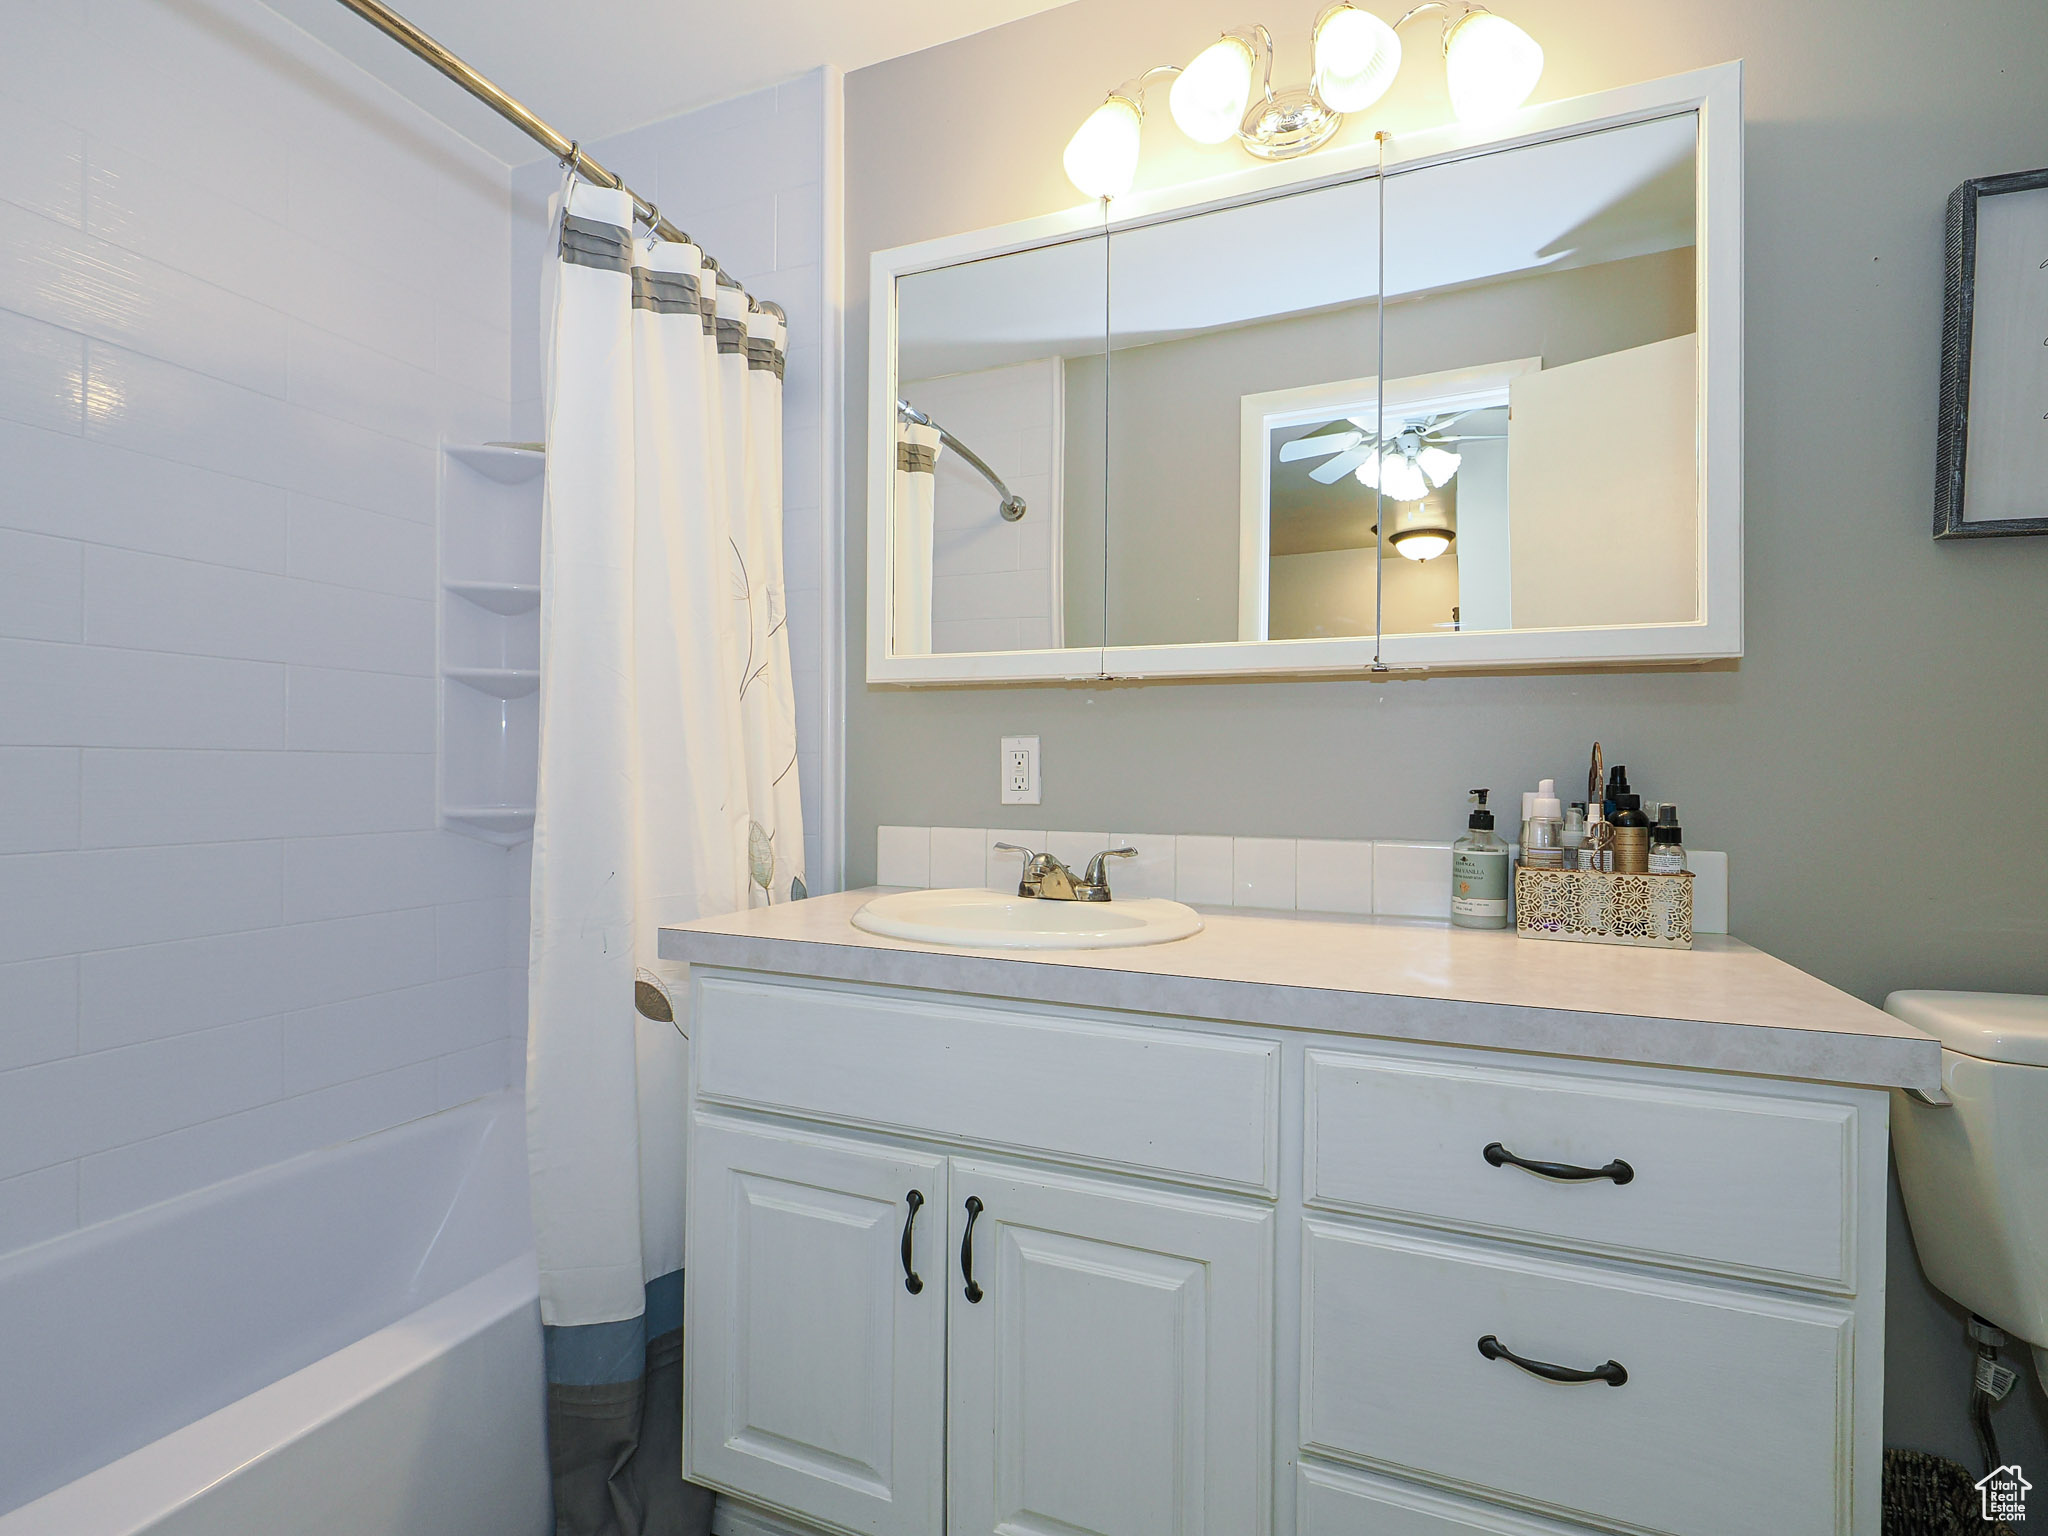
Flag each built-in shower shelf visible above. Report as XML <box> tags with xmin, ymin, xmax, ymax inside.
<box><xmin>440</xmin><ymin>440</ymin><xmax>541</xmax><ymax>847</ymax></box>
<box><xmin>444</xmin><ymin>804</ymin><xmax>537</xmax><ymax>843</ymax></box>
<box><xmin>445</xmin><ymin>580</ymin><xmax>541</xmax><ymax>615</ymax></box>
<box><xmin>446</xmin><ymin>442</ymin><xmax>545</xmax><ymax>484</ymax></box>
<box><xmin>446</xmin><ymin>667</ymin><xmax>540</xmax><ymax>698</ymax></box>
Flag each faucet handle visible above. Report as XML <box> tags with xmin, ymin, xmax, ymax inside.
<box><xmin>1082</xmin><ymin>847</ymin><xmax>1138</xmax><ymax>893</ymax></box>
<box><xmin>992</xmin><ymin>842</ymin><xmax>1037</xmax><ymax>862</ymax></box>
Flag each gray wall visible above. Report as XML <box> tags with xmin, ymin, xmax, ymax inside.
<box><xmin>845</xmin><ymin>0</ymin><xmax>2048</xmax><ymax>1470</ymax></box>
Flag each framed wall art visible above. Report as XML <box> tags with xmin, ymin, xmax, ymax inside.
<box><xmin>1936</xmin><ymin>166</ymin><xmax>2048</xmax><ymax>539</ymax></box>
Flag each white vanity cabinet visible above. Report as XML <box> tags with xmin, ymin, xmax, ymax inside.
<box><xmin>673</xmin><ymin>925</ymin><xmax>1911</xmax><ymax>1536</ymax></box>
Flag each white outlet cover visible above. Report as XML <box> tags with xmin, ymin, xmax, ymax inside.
<box><xmin>1000</xmin><ymin>735</ymin><xmax>1041</xmax><ymax>805</ymax></box>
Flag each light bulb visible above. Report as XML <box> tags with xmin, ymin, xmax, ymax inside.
<box><xmin>1416</xmin><ymin>445</ymin><xmax>1462</xmax><ymax>486</ymax></box>
<box><xmin>1367</xmin><ymin>451</ymin><xmax>1429</xmax><ymax>502</ymax></box>
<box><xmin>1063</xmin><ymin>94</ymin><xmax>1144</xmax><ymax>199</ymax></box>
<box><xmin>1313</xmin><ymin>6</ymin><xmax>1402</xmax><ymax>114</ymax></box>
<box><xmin>1393</xmin><ymin>529</ymin><xmax>1452</xmax><ymax>561</ymax></box>
<box><xmin>1443</xmin><ymin>11</ymin><xmax>1543</xmax><ymax>124</ymax></box>
<box><xmin>1170</xmin><ymin>36</ymin><xmax>1256</xmax><ymax>145</ymax></box>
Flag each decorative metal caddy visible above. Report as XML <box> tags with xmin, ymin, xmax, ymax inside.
<box><xmin>1514</xmin><ymin>865</ymin><xmax>1694</xmax><ymax>950</ymax></box>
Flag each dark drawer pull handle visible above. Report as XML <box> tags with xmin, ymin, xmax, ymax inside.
<box><xmin>961</xmin><ymin>1196</ymin><xmax>984</xmax><ymax>1304</ymax></box>
<box><xmin>1478</xmin><ymin>1334</ymin><xmax>1628</xmax><ymax>1386</ymax></box>
<box><xmin>900</xmin><ymin>1191</ymin><xmax>924</xmax><ymax>1295</ymax></box>
<box><xmin>1484</xmin><ymin>1141</ymin><xmax>1634</xmax><ymax>1185</ymax></box>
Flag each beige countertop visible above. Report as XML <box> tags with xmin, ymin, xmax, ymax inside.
<box><xmin>659</xmin><ymin>888</ymin><xmax>1940</xmax><ymax>1092</ymax></box>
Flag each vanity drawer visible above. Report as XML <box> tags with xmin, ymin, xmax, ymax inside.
<box><xmin>1304</xmin><ymin>1050</ymin><xmax>1857</xmax><ymax>1289</ymax></box>
<box><xmin>692</xmin><ymin>975</ymin><xmax>1279</xmax><ymax>1192</ymax></box>
<box><xmin>1299</xmin><ymin>1460</ymin><xmax>1597</xmax><ymax>1536</ymax></box>
<box><xmin>1300</xmin><ymin>1221</ymin><xmax>1851</xmax><ymax>1536</ymax></box>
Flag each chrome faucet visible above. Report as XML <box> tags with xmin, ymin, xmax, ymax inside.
<box><xmin>994</xmin><ymin>844</ymin><xmax>1137</xmax><ymax>902</ymax></box>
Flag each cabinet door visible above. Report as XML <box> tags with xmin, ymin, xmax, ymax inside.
<box><xmin>685</xmin><ymin>1117</ymin><xmax>947</xmax><ymax>1536</ymax></box>
<box><xmin>945</xmin><ymin>1160</ymin><xmax>1273</xmax><ymax>1536</ymax></box>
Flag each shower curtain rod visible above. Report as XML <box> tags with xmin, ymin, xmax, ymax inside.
<box><xmin>329</xmin><ymin>0</ymin><xmax>769</xmax><ymax>311</ymax></box>
<box><xmin>897</xmin><ymin>400</ymin><xmax>1027</xmax><ymax>522</ymax></box>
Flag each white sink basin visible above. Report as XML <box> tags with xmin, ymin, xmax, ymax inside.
<box><xmin>851</xmin><ymin>888</ymin><xmax>1204</xmax><ymax>950</ymax></box>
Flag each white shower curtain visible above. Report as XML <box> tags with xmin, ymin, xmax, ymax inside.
<box><xmin>892</xmin><ymin>418</ymin><xmax>940</xmax><ymax>654</ymax></box>
<box><xmin>527</xmin><ymin>180</ymin><xmax>802</xmax><ymax>1536</ymax></box>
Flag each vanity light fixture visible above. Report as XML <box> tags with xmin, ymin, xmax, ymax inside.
<box><xmin>1062</xmin><ymin>4</ymin><xmax>1542</xmax><ymax>198</ymax></box>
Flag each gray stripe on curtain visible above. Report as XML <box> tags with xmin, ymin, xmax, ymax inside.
<box><xmin>544</xmin><ymin>1270</ymin><xmax>711</xmax><ymax>1536</ymax></box>
<box><xmin>631</xmin><ymin>266</ymin><xmax>701</xmax><ymax>316</ymax></box>
<box><xmin>744</xmin><ymin>336</ymin><xmax>785</xmax><ymax>378</ymax></box>
<box><xmin>714</xmin><ymin>317</ymin><xmax>746</xmax><ymax>355</ymax></box>
<box><xmin>561</xmin><ymin>213</ymin><xmax>632</xmax><ymax>273</ymax></box>
<box><xmin>898</xmin><ymin>441</ymin><xmax>937</xmax><ymax>473</ymax></box>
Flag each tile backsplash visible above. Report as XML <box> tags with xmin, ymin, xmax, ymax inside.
<box><xmin>875</xmin><ymin>826</ymin><xmax>1731</xmax><ymax>934</ymax></box>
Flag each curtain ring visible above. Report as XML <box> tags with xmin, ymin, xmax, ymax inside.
<box><xmin>559</xmin><ymin>139</ymin><xmax>583</xmax><ymax>178</ymax></box>
<box><xmin>642</xmin><ymin>202</ymin><xmax>662</xmax><ymax>241</ymax></box>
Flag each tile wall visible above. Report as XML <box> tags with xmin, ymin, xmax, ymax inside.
<box><xmin>0</xmin><ymin>0</ymin><xmax>521</xmax><ymax>1257</ymax></box>
<box><xmin>875</xmin><ymin>825</ymin><xmax>1731</xmax><ymax>932</ymax></box>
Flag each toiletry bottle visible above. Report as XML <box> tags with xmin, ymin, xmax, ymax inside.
<box><xmin>1604</xmin><ymin>765</ymin><xmax>1631</xmax><ymax>824</ymax></box>
<box><xmin>1518</xmin><ymin>790</ymin><xmax>1536</xmax><ymax>861</ymax></box>
<box><xmin>1580</xmin><ymin>802</ymin><xmax>1612</xmax><ymax>873</ymax></box>
<box><xmin>1648</xmin><ymin>803</ymin><xmax>1688</xmax><ymax>875</ymax></box>
<box><xmin>1523</xmin><ymin>779</ymin><xmax>1566</xmax><ymax>869</ymax></box>
<box><xmin>1561</xmin><ymin>803</ymin><xmax>1586</xmax><ymax>870</ymax></box>
<box><xmin>1610</xmin><ymin>791</ymin><xmax>1651</xmax><ymax>874</ymax></box>
<box><xmin>1451</xmin><ymin>790</ymin><xmax>1510</xmax><ymax>929</ymax></box>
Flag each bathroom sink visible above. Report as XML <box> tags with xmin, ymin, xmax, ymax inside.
<box><xmin>851</xmin><ymin>888</ymin><xmax>1204</xmax><ymax>950</ymax></box>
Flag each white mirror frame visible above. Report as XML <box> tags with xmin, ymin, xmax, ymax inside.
<box><xmin>868</xmin><ymin>62</ymin><xmax>1742</xmax><ymax>685</ymax></box>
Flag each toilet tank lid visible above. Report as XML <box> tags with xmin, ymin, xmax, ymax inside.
<box><xmin>1885</xmin><ymin>991</ymin><xmax>2048</xmax><ymax>1066</ymax></box>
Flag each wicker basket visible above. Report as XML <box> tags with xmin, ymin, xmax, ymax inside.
<box><xmin>1882</xmin><ymin>1448</ymin><xmax>1981</xmax><ymax>1536</ymax></box>
<box><xmin>1514</xmin><ymin>864</ymin><xmax>1693</xmax><ymax>950</ymax></box>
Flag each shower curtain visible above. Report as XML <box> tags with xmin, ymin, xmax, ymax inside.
<box><xmin>892</xmin><ymin>418</ymin><xmax>940</xmax><ymax>654</ymax></box>
<box><xmin>528</xmin><ymin>180</ymin><xmax>803</xmax><ymax>1536</ymax></box>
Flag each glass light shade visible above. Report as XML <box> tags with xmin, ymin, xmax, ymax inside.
<box><xmin>1169</xmin><ymin>37</ymin><xmax>1256</xmax><ymax>145</ymax></box>
<box><xmin>1391</xmin><ymin>528</ymin><xmax>1453</xmax><ymax>561</ymax></box>
<box><xmin>1359</xmin><ymin>450</ymin><xmax>1429</xmax><ymax>502</ymax></box>
<box><xmin>1443</xmin><ymin>12</ymin><xmax>1543</xmax><ymax>123</ymax></box>
<box><xmin>1416</xmin><ymin>445</ymin><xmax>1462</xmax><ymax>487</ymax></box>
<box><xmin>1063</xmin><ymin>94</ymin><xmax>1144</xmax><ymax>199</ymax></box>
<box><xmin>1313</xmin><ymin>6</ymin><xmax>1402</xmax><ymax>114</ymax></box>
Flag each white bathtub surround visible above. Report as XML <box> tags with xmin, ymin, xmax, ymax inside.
<box><xmin>874</xmin><ymin>826</ymin><xmax>1731</xmax><ymax>933</ymax></box>
<box><xmin>0</xmin><ymin>1094</ymin><xmax>545</xmax><ymax>1535</ymax></box>
<box><xmin>529</xmin><ymin>177</ymin><xmax>799</xmax><ymax>1530</ymax></box>
<box><xmin>0</xmin><ymin>0</ymin><xmax>523</xmax><ymax>1264</ymax></box>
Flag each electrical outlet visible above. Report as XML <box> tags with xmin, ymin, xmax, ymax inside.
<box><xmin>1000</xmin><ymin>735</ymin><xmax>1041</xmax><ymax>806</ymax></box>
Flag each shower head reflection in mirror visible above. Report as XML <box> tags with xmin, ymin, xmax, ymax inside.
<box><xmin>868</xmin><ymin>65</ymin><xmax>1741</xmax><ymax>683</ymax></box>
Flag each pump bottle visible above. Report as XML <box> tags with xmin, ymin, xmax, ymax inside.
<box><xmin>1452</xmin><ymin>790</ymin><xmax>1510</xmax><ymax>929</ymax></box>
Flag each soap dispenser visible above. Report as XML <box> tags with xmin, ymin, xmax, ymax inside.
<box><xmin>1451</xmin><ymin>790</ymin><xmax>1510</xmax><ymax>929</ymax></box>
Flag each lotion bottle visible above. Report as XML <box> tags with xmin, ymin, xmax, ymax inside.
<box><xmin>1561</xmin><ymin>803</ymin><xmax>1586</xmax><ymax>870</ymax></box>
<box><xmin>1452</xmin><ymin>790</ymin><xmax>1510</xmax><ymax>929</ymax></box>
<box><xmin>1523</xmin><ymin>779</ymin><xmax>1566</xmax><ymax>869</ymax></box>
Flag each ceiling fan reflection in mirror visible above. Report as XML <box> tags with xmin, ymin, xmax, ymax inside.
<box><xmin>1278</xmin><ymin>409</ymin><xmax>1503</xmax><ymax>501</ymax></box>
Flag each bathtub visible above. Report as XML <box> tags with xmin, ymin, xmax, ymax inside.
<box><xmin>0</xmin><ymin>1091</ymin><xmax>550</xmax><ymax>1536</ymax></box>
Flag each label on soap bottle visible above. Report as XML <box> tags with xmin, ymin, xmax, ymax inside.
<box><xmin>1451</xmin><ymin>849</ymin><xmax>1509</xmax><ymax>926</ymax></box>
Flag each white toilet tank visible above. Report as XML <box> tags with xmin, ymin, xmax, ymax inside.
<box><xmin>1889</xmin><ymin>991</ymin><xmax>2048</xmax><ymax>1356</ymax></box>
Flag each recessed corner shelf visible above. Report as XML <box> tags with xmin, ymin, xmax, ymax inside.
<box><xmin>445</xmin><ymin>580</ymin><xmax>541</xmax><ymax>615</ymax></box>
<box><xmin>446</xmin><ymin>442</ymin><xmax>546</xmax><ymax>484</ymax></box>
<box><xmin>444</xmin><ymin>805</ymin><xmax>537</xmax><ymax>843</ymax></box>
<box><xmin>446</xmin><ymin>667</ymin><xmax>540</xmax><ymax>698</ymax></box>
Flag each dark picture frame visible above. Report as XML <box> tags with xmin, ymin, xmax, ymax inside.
<box><xmin>1934</xmin><ymin>166</ymin><xmax>2048</xmax><ymax>539</ymax></box>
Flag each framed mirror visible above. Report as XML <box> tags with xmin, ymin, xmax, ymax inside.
<box><xmin>868</xmin><ymin>64</ymin><xmax>1740</xmax><ymax>683</ymax></box>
